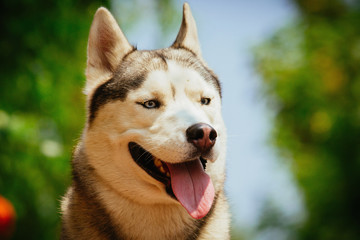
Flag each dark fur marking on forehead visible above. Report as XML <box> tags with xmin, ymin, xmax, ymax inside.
<box><xmin>155</xmin><ymin>52</ymin><xmax>168</xmax><ymax>66</ymax></box>
<box><xmin>122</xmin><ymin>46</ymin><xmax>137</xmax><ymax>61</ymax></box>
<box><xmin>171</xmin><ymin>84</ymin><xmax>176</xmax><ymax>99</ymax></box>
<box><xmin>165</xmin><ymin>47</ymin><xmax>222</xmax><ymax>98</ymax></box>
<box><xmin>88</xmin><ymin>48</ymin><xmax>221</xmax><ymax>123</ymax></box>
<box><xmin>171</xmin><ymin>45</ymin><xmax>197</xmax><ymax>59</ymax></box>
<box><xmin>89</xmin><ymin>74</ymin><xmax>145</xmax><ymax>123</ymax></box>
<box><xmin>203</xmin><ymin>66</ymin><xmax>222</xmax><ymax>98</ymax></box>
<box><xmin>89</xmin><ymin>51</ymin><xmax>170</xmax><ymax>124</ymax></box>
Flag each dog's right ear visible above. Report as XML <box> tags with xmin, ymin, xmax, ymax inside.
<box><xmin>172</xmin><ymin>3</ymin><xmax>202</xmax><ymax>58</ymax></box>
<box><xmin>85</xmin><ymin>7</ymin><xmax>133</xmax><ymax>95</ymax></box>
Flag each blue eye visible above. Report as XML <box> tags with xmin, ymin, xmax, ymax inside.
<box><xmin>200</xmin><ymin>97</ymin><xmax>211</xmax><ymax>105</ymax></box>
<box><xmin>141</xmin><ymin>100</ymin><xmax>160</xmax><ymax>109</ymax></box>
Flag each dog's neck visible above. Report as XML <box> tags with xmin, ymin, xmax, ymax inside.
<box><xmin>71</xmin><ymin>146</ymin><xmax>211</xmax><ymax>240</ymax></box>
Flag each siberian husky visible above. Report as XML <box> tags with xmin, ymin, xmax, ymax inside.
<box><xmin>61</xmin><ymin>3</ymin><xmax>230</xmax><ymax>239</ymax></box>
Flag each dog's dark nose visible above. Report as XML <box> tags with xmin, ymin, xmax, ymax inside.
<box><xmin>186</xmin><ymin>123</ymin><xmax>217</xmax><ymax>153</ymax></box>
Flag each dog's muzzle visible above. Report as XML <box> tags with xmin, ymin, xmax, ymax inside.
<box><xmin>128</xmin><ymin>123</ymin><xmax>218</xmax><ymax>220</ymax></box>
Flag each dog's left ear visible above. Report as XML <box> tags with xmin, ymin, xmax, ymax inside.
<box><xmin>85</xmin><ymin>7</ymin><xmax>133</xmax><ymax>94</ymax></box>
<box><xmin>172</xmin><ymin>3</ymin><xmax>202</xmax><ymax>58</ymax></box>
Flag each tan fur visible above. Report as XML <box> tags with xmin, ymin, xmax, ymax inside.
<box><xmin>61</xmin><ymin>3</ymin><xmax>230</xmax><ymax>240</ymax></box>
<box><xmin>173</xmin><ymin>3</ymin><xmax>202</xmax><ymax>57</ymax></box>
<box><xmin>85</xmin><ymin>7</ymin><xmax>133</xmax><ymax>95</ymax></box>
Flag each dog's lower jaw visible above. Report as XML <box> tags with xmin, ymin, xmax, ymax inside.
<box><xmin>61</xmin><ymin>146</ymin><xmax>230</xmax><ymax>240</ymax></box>
<box><xmin>92</xmin><ymin>179</ymin><xmax>230</xmax><ymax>240</ymax></box>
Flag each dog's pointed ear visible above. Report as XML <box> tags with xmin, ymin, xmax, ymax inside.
<box><xmin>172</xmin><ymin>3</ymin><xmax>202</xmax><ymax>57</ymax></box>
<box><xmin>85</xmin><ymin>7</ymin><xmax>133</xmax><ymax>94</ymax></box>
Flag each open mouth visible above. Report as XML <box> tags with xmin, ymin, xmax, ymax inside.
<box><xmin>128</xmin><ymin>142</ymin><xmax>207</xmax><ymax>185</ymax></box>
<box><xmin>128</xmin><ymin>142</ymin><xmax>214</xmax><ymax>219</ymax></box>
<box><xmin>128</xmin><ymin>142</ymin><xmax>171</xmax><ymax>187</ymax></box>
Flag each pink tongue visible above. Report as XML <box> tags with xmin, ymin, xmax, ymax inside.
<box><xmin>166</xmin><ymin>160</ymin><xmax>215</xmax><ymax>219</ymax></box>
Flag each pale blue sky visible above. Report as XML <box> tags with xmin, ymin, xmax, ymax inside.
<box><xmin>113</xmin><ymin>0</ymin><xmax>304</xmax><ymax>231</ymax></box>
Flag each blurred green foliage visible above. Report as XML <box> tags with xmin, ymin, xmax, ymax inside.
<box><xmin>0</xmin><ymin>0</ymin><xmax>179</xmax><ymax>239</ymax></box>
<box><xmin>255</xmin><ymin>0</ymin><xmax>360</xmax><ymax>239</ymax></box>
<box><xmin>0</xmin><ymin>0</ymin><xmax>110</xmax><ymax>239</ymax></box>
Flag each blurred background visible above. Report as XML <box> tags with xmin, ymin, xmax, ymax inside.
<box><xmin>1</xmin><ymin>0</ymin><xmax>360</xmax><ymax>239</ymax></box>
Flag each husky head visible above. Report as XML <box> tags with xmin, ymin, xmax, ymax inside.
<box><xmin>83</xmin><ymin>3</ymin><xmax>226</xmax><ymax>220</ymax></box>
